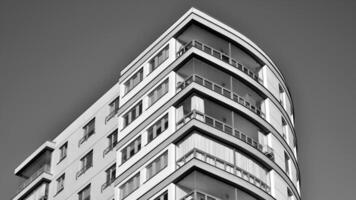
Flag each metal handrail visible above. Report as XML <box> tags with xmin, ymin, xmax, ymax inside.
<box><xmin>103</xmin><ymin>142</ymin><xmax>117</xmax><ymax>157</ymax></box>
<box><xmin>78</xmin><ymin>130</ymin><xmax>95</xmax><ymax>146</ymax></box>
<box><xmin>176</xmin><ymin>74</ymin><xmax>265</xmax><ymax>118</ymax></box>
<box><xmin>76</xmin><ymin>163</ymin><xmax>92</xmax><ymax>179</ymax></box>
<box><xmin>105</xmin><ymin>108</ymin><xmax>119</xmax><ymax>123</ymax></box>
<box><xmin>177</xmin><ymin>40</ymin><xmax>263</xmax><ymax>84</ymax></box>
<box><xmin>179</xmin><ymin>189</ymin><xmax>221</xmax><ymax>200</ymax></box>
<box><xmin>16</xmin><ymin>164</ymin><xmax>51</xmax><ymax>194</ymax></box>
<box><xmin>176</xmin><ymin>110</ymin><xmax>274</xmax><ymax>160</ymax></box>
<box><xmin>101</xmin><ymin>178</ymin><xmax>115</xmax><ymax>192</ymax></box>
<box><xmin>176</xmin><ymin>148</ymin><xmax>271</xmax><ymax>193</ymax></box>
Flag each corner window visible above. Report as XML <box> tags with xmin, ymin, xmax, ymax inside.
<box><xmin>124</xmin><ymin>68</ymin><xmax>143</xmax><ymax>94</ymax></box>
<box><xmin>121</xmin><ymin>136</ymin><xmax>141</xmax><ymax>163</ymax></box>
<box><xmin>146</xmin><ymin>151</ymin><xmax>168</xmax><ymax>180</ymax></box>
<box><xmin>123</xmin><ymin>101</ymin><xmax>142</xmax><ymax>128</ymax></box>
<box><xmin>148</xmin><ymin>79</ymin><xmax>169</xmax><ymax>107</ymax></box>
<box><xmin>147</xmin><ymin>114</ymin><xmax>168</xmax><ymax>143</ymax></box>
<box><xmin>149</xmin><ymin>45</ymin><xmax>169</xmax><ymax>73</ymax></box>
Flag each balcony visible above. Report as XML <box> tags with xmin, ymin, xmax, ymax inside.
<box><xmin>177</xmin><ymin>74</ymin><xmax>265</xmax><ymax>118</ymax></box>
<box><xmin>15</xmin><ymin>164</ymin><xmax>51</xmax><ymax>195</ymax></box>
<box><xmin>176</xmin><ymin>109</ymin><xmax>274</xmax><ymax>160</ymax></box>
<box><xmin>176</xmin><ymin>148</ymin><xmax>270</xmax><ymax>194</ymax></box>
<box><xmin>180</xmin><ymin>190</ymin><xmax>221</xmax><ymax>200</ymax></box>
<box><xmin>177</xmin><ymin>40</ymin><xmax>263</xmax><ymax>84</ymax></box>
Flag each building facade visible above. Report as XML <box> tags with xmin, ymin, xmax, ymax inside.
<box><xmin>12</xmin><ymin>8</ymin><xmax>301</xmax><ymax>200</ymax></box>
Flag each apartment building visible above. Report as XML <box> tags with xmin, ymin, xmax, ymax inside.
<box><xmin>12</xmin><ymin>8</ymin><xmax>301</xmax><ymax>200</ymax></box>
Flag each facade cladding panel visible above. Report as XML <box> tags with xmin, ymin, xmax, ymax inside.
<box><xmin>11</xmin><ymin>8</ymin><xmax>300</xmax><ymax>200</ymax></box>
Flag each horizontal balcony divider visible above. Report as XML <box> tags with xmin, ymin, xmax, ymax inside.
<box><xmin>176</xmin><ymin>110</ymin><xmax>274</xmax><ymax>160</ymax></box>
<box><xmin>176</xmin><ymin>74</ymin><xmax>265</xmax><ymax>119</ymax></box>
<box><xmin>177</xmin><ymin>40</ymin><xmax>263</xmax><ymax>84</ymax></box>
<box><xmin>176</xmin><ymin>148</ymin><xmax>271</xmax><ymax>194</ymax></box>
<box><xmin>15</xmin><ymin>164</ymin><xmax>51</xmax><ymax>195</ymax></box>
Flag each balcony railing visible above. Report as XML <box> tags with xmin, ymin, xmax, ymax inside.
<box><xmin>103</xmin><ymin>142</ymin><xmax>117</xmax><ymax>157</ymax></box>
<box><xmin>177</xmin><ymin>74</ymin><xmax>265</xmax><ymax>119</ymax></box>
<box><xmin>78</xmin><ymin>130</ymin><xmax>95</xmax><ymax>146</ymax></box>
<box><xmin>177</xmin><ymin>148</ymin><xmax>270</xmax><ymax>194</ymax></box>
<box><xmin>180</xmin><ymin>189</ymin><xmax>221</xmax><ymax>200</ymax></box>
<box><xmin>76</xmin><ymin>164</ymin><xmax>92</xmax><ymax>179</ymax></box>
<box><xmin>177</xmin><ymin>40</ymin><xmax>263</xmax><ymax>84</ymax></box>
<box><xmin>101</xmin><ymin>178</ymin><xmax>115</xmax><ymax>192</ymax></box>
<box><xmin>105</xmin><ymin>108</ymin><xmax>119</xmax><ymax>123</ymax></box>
<box><xmin>16</xmin><ymin>164</ymin><xmax>51</xmax><ymax>194</ymax></box>
<box><xmin>176</xmin><ymin>110</ymin><xmax>274</xmax><ymax>160</ymax></box>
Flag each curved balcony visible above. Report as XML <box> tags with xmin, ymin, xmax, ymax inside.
<box><xmin>177</xmin><ymin>74</ymin><xmax>265</xmax><ymax>118</ymax></box>
<box><xmin>176</xmin><ymin>110</ymin><xmax>274</xmax><ymax>160</ymax></box>
<box><xmin>176</xmin><ymin>148</ymin><xmax>270</xmax><ymax>194</ymax></box>
<box><xmin>180</xmin><ymin>190</ymin><xmax>222</xmax><ymax>200</ymax></box>
<box><xmin>177</xmin><ymin>40</ymin><xmax>263</xmax><ymax>84</ymax></box>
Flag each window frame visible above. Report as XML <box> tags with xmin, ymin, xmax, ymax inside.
<box><xmin>58</xmin><ymin>142</ymin><xmax>68</xmax><ymax>163</ymax></box>
<box><xmin>120</xmin><ymin>172</ymin><xmax>140</xmax><ymax>199</ymax></box>
<box><xmin>147</xmin><ymin>78</ymin><xmax>169</xmax><ymax>107</ymax></box>
<box><xmin>124</xmin><ymin>68</ymin><xmax>144</xmax><ymax>95</ymax></box>
<box><xmin>146</xmin><ymin>151</ymin><xmax>168</xmax><ymax>180</ymax></box>
<box><xmin>78</xmin><ymin>184</ymin><xmax>91</xmax><ymax>200</ymax></box>
<box><xmin>148</xmin><ymin>45</ymin><xmax>169</xmax><ymax>74</ymax></box>
<box><xmin>121</xmin><ymin>136</ymin><xmax>141</xmax><ymax>163</ymax></box>
<box><xmin>122</xmin><ymin>101</ymin><xmax>142</xmax><ymax>128</ymax></box>
<box><xmin>147</xmin><ymin>114</ymin><xmax>169</xmax><ymax>144</ymax></box>
<box><xmin>56</xmin><ymin>173</ymin><xmax>65</xmax><ymax>194</ymax></box>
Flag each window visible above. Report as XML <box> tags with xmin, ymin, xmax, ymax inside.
<box><xmin>79</xmin><ymin>118</ymin><xmax>95</xmax><ymax>145</ymax></box>
<box><xmin>59</xmin><ymin>142</ymin><xmax>68</xmax><ymax>162</ymax></box>
<box><xmin>77</xmin><ymin>150</ymin><xmax>93</xmax><ymax>178</ymax></box>
<box><xmin>56</xmin><ymin>174</ymin><xmax>65</xmax><ymax>194</ymax></box>
<box><xmin>106</xmin><ymin>96</ymin><xmax>120</xmax><ymax>121</ymax></box>
<box><xmin>284</xmin><ymin>152</ymin><xmax>290</xmax><ymax>175</ymax></box>
<box><xmin>146</xmin><ymin>151</ymin><xmax>168</xmax><ymax>180</ymax></box>
<box><xmin>154</xmin><ymin>191</ymin><xmax>168</xmax><ymax>200</ymax></box>
<box><xmin>147</xmin><ymin>114</ymin><xmax>168</xmax><ymax>143</ymax></box>
<box><xmin>106</xmin><ymin>164</ymin><xmax>116</xmax><ymax>185</ymax></box>
<box><xmin>148</xmin><ymin>79</ymin><xmax>169</xmax><ymax>106</ymax></box>
<box><xmin>120</xmin><ymin>173</ymin><xmax>140</xmax><ymax>199</ymax></box>
<box><xmin>78</xmin><ymin>184</ymin><xmax>90</xmax><ymax>200</ymax></box>
<box><xmin>103</xmin><ymin>129</ymin><xmax>118</xmax><ymax>157</ymax></box>
<box><xmin>124</xmin><ymin>68</ymin><xmax>143</xmax><ymax>94</ymax></box>
<box><xmin>282</xmin><ymin>117</ymin><xmax>287</xmax><ymax>140</ymax></box>
<box><xmin>149</xmin><ymin>45</ymin><xmax>169</xmax><ymax>73</ymax></box>
<box><xmin>121</xmin><ymin>136</ymin><xmax>141</xmax><ymax>163</ymax></box>
<box><xmin>123</xmin><ymin>101</ymin><xmax>142</xmax><ymax>128</ymax></box>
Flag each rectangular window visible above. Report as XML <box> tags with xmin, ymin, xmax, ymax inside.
<box><xmin>149</xmin><ymin>45</ymin><xmax>169</xmax><ymax>73</ymax></box>
<box><xmin>59</xmin><ymin>142</ymin><xmax>68</xmax><ymax>162</ymax></box>
<box><xmin>120</xmin><ymin>173</ymin><xmax>140</xmax><ymax>199</ymax></box>
<box><xmin>147</xmin><ymin>114</ymin><xmax>169</xmax><ymax>143</ymax></box>
<box><xmin>105</xmin><ymin>164</ymin><xmax>116</xmax><ymax>185</ymax></box>
<box><xmin>121</xmin><ymin>136</ymin><xmax>141</xmax><ymax>163</ymax></box>
<box><xmin>106</xmin><ymin>96</ymin><xmax>120</xmax><ymax>122</ymax></box>
<box><xmin>56</xmin><ymin>173</ymin><xmax>65</xmax><ymax>193</ymax></box>
<box><xmin>148</xmin><ymin>79</ymin><xmax>169</xmax><ymax>107</ymax></box>
<box><xmin>78</xmin><ymin>184</ymin><xmax>90</xmax><ymax>200</ymax></box>
<box><xmin>124</xmin><ymin>68</ymin><xmax>143</xmax><ymax>94</ymax></box>
<box><xmin>146</xmin><ymin>151</ymin><xmax>168</xmax><ymax>180</ymax></box>
<box><xmin>108</xmin><ymin>129</ymin><xmax>118</xmax><ymax>149</ymax></box>
<box><xmin>123</xmin><ymin>101</ymin><xmax>142</xmax><ymax>128</ymax></box>
<box><xmin>77</xmin><ymin>150</ymin><xmax>93</xmax><ymax>178</ymax></box>
<box><xmin>154</xmin><ymin>191</ymin><xmax>168</xmax><ymax>200</ymax></box>
<box><xmin>79</xmin><ymin>118</ymin><xmax>95</xmax><ymax>145</ymax></box>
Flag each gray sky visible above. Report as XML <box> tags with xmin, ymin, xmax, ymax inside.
<box><xmin>1</xmin><ymin>0</ymin><xmax>356</xmax><ymax>199</ymax></box>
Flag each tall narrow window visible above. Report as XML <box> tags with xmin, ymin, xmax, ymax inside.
<box><xmin>121</xmin><ymin>136</ymin><xmax>141</xmax><ymax>163</ymax></box>
<box><xmin>59</xmin><ymin>142</ymin><xmax>68</xmax><ymax>162</ymax></box>
<box><xmin>77</xmin><ymin>150</ymin><xmax>93</xmax><ymax>178</ymax></box>
<box><xmin>284</xmin><ymin>152</ymin><xmax>290</xmax><ymax>176</ymax></box>
<box><xmin>102</xmin><ymin>164</ymin><xmax>116</xmax><ymax>191</ymax></box>
<box><xmin>120</xmin><ymin>173</ymin><xmax>140</xmax><ymax>199</ymax></box>
<box><xmin>78</xmin><ymin>184</ymin><xmax>91</xmax><ymax>200</ymax></box>
<box><xmin>146</xmin><ymin>151</ymin><xmax>168</xmax><ymax>180</ymax></box>
<box><xmin>104</xmin><ymin>129</ymin><xmax>118</xmax><ymax>157</ymax></box>
<box><xmin>124</xmin><ymin>68</ymin><xmax>143</xmax><ymax>94</ymax></box>
<box><xmin>56</xmin><ymin>173</ymin><xmax>65</xmax><ymax>194</ymax></box>
<box><xmin>149</xmin><ymin>45</ymin><xmax>169</xmax><ymax>73</ymax></box>
<box><xmin>79</xmin><ymin>118</ymin><xmax>95</xmax><ymax>145</ymax></box>
<box><xmin>106</xmin><ymin>96</ymin><xmax>120</xmax><ymax>122</ymax></box>
<box><xmin>148</xmin><ymin>79</ymin><xmax>169</xmax><ymax>106</ymax></box>
<box><xmin>123</xmin><ymin>101</ymin><xmax>142</xmax><ymax>128</ymax></box>
<box><xmin>147</xmin><ymin>114</ymin><xmax>169</xmax><ymax>143</ymax></box>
